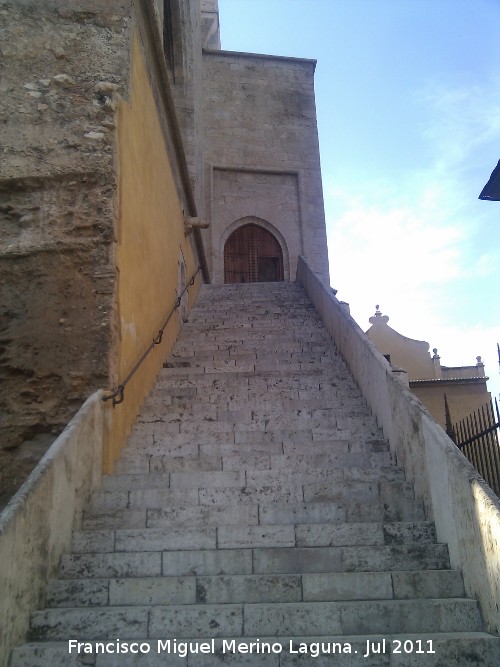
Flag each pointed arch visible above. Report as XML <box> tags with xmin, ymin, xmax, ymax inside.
<box><xmin>222</xmin><ymin>218</ymin><xmax>289</xmax><ymax>283</ymax></box>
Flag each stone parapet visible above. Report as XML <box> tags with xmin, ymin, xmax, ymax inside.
<box><xmin>0</xmin><ymin>391</ymin><xmax>104</xmax><ymax>667</ymax></box>
<box><xmin>297</xmin><ymin>255</ymin><xmax>500</xmax><ymax>635</ymax></box>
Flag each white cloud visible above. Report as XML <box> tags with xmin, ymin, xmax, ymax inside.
<box><xmin>324</xmin><ymin>77</ymin><xmax>500</xmax><ymax>402</ymax></box>
<box><xmin>415</xmin><ymin>80</ymin><xmax>500</xmax><ymax>170</ymax></box>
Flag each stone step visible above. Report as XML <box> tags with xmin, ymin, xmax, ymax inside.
<box><xmin>83</xmin><ymin>497</ymin><xmax>424</xmax><ymax>531</ymax></box>
<box><xmin>156</xmin><ymin>385</ymin><xmax>363</xmax><ymax>403</ymax></box>
<box><xmin>152</xmin><ymin>394</ymin><xmax>365</xmax><ymax>413</ymax></box>
<box><xmin>141</xmin><ymin>396</ymin><xmax>366</xmax><ymax>412</ymax></box>
<box><xmin>184</xmin><ymin>300</ymin><xmax>318</xmax><ymax>311</ymax></box>
<box><xmin>28</xmin><ymin>598</ymin><xmax>482</xmax><ymax>641</ymax></box>
<box><xmin>134</xmin><ymin>418</ymin><xmax>374</xmax><ymax>438</ymax></box>
<box><xmin>70</xmin><ymin>522</ymin><xmax>436</xmax><ymax>554</ymax></box>
<box><xmin>89</xmin><ymin>481</ymin><xmax>420</xmax><ymax>512</ymax></box>
<box><xmin>158</xmin><ymin>379</ymin><xmax>354</xmax><ymax>393</ymax></box>
<box><xmin>167</xmin><ymin>348</ymin><xmax>336</xmax><ymax>363</ymax></box>
<box><xmin>135</xmin><ymin>408</ymin><xmax>374</xmax><ymax>428</ymax></box>
<box><xmin>124</xmin><ymin>432</ymin><xmax>386</xmax><ymax>453</ymax></box>
<box><xmin>114</xmin><ymin>449</ymin><xmax>397</xmax><ymax>475</ymax></box>
<box><xmin>195</xmin><ymin>299</ymin><xmax>319</xmax><ymax>308</ymax></box>
<box><xmin>154</xmin><ymin>370</ymin><xmax>359</xmax><ymax>390</ymax></box>
<box><xmin>160</xmin><ymin>361</ymin><xmax>345</xmax><ymax>375</ymax></box>
<box><xmin>101</xmin><ymin>466</ymin><xmax>405</xmax><ymax>493</ymax></box>
<box><xmin>59</xmin><ymin>544</ymin><xmax>451</xmax><ymax>579</ymax></box>
<box><xmin>46</xmin><ymin>569</ymin><xmax>465</xmax><ymax>608</ymax></box>
<box><xmin>172</xmin><ymin>340</ymin><xmax>333</xmax><ymax>354</ymax></box>
<box><xmin>188</xmin><ymin>310</ymin><xmax>320</xmax><ymax>320</ymax></box>
<box><xmin>10</xmin><ymin>633</ymin><xmax>500</xmax><ymax>667</ymax></box>
<box><xmin>149</xmin><ymin>396</ymin><xmax>369</xmax><ymax>413</ymax></box>
<box><xmin>193</xmin><ymin>300</ymin><xmax>317</xmax><ymax>309</ymax></box>
<box><xmin>183</xmin><ymin>309</ymin><xmax>323</xmax><ymax>320</ymax></box>
<box><xmin>174</xmin><ymin>330</ymin><xmax>331</xmax><ymax>344</ymax></box>
<box><xmin>124</xmin><ymin>428</ymin><xmax>382</xmax><ymax>450</ymax></box>
<box><xmin>178</xmin><ymin>325</ymin><xmax>328</xmax><ymax>338</ymax></box>
<box><xmin>115</xmin><ymin>455</ymin><xmax>224</xmax><ymax>475</ymax></box>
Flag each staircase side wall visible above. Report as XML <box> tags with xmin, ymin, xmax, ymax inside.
<box><xmin>0</xmin><ymin>392</ymin><xmax>104</xmax><ymax>667</ymax></box>
<box><xmin>297</xmin><ymin>255</ymin><xmax>500</xmax><ymax>635</ymax></box>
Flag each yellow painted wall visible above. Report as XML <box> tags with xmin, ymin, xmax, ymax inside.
<box><xmin>412</xmin><ymin>382</ymin><xmax>491</xmax><ymax>429</ymax></box>
<box><xmin>102</xmin><ymin>33</ymin><xmax>201</xmax><ymax>472</ymax></box>
<box><xmin>368</xmin><ymin>320</ymin><xmax>491</xmax><ymax>430</ymax></box>
<box><xmin>367</xmin><ymin>322</ymin><xmax>435</xmax><ymax>380</ymax></box>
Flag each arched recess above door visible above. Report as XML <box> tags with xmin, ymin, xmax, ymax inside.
<box><xmin>221</xmin><ymin>217</ymin><xmax>290</xmax><ymax>284</ymax></box>
<box><xmin>223</xmin><ymin>218</ymin><xmax>289</xmax><ymax>283</ymax></box>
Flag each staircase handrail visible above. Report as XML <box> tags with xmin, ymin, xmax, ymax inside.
<box><xmin>102</xmin><ymin>265</ymin><xmax>201</xmax><ymax>407</ymax></box>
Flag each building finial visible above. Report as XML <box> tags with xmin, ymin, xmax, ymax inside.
<box><xmin>369</xmin><ymin>305</ymin><xmax>389</xmax><ymax>326</ymax></box>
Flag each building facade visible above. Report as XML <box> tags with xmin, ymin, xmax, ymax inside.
<box><xmin>366</xmin><ymin>306</ymin><xmax>491</xmax><ymax>428</ymax></box>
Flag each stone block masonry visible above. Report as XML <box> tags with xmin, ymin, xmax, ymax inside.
<box><xmin>0</xmin><ymin>0</ymin><xmax>130</xmax><ymax>501</ymax></box>
<box><xmin>202</xmin><ymin>51</ymin><xmax>329</xmax><ymax>283</ymax></box>
<box><xmin>8</xmin><ymin>281</ymin><xmax>500</xmax><ymax>666</ymax></box>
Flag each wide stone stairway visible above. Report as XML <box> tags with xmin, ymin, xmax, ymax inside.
<box><xmin>11</xmin><ymin>283</ymin><xmax>500</xmax><ymax>665</ymax></box>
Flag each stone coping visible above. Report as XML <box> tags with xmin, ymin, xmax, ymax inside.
<box><xmin>203</xmin><ymin>48</ymin><xmax>317</xmax><ymax>69</ymax></box>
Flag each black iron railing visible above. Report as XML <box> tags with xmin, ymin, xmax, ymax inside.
<box><xmin>450</xmin><ymin>397</ymin><xmax>500</xmax><ymax>497</ymax></box>
<box><xmin>103</xmin><ymin>265</ymin><xmax>201</xmax><ymax>407</ymax></box>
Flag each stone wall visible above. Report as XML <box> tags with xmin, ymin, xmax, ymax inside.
<box><xmin>0</xmin><ymin>0</ymin><xmax>131</xmax><ymax>506</ymax></box>
<box><xmin>211</xmin><ymin>168</ymin><xmax>300</xmax><ymax>283</ymax></box>
<box><xmin>168</xmin><ymin>0</ymin><xmax>207</xmax><ymax>216</ymax></box>
<box><xmin>202</xmin><ymin>50</ymin><xmax>330</xmax><ymax>283</ymax></box>
<box><xmin>297</xmin><ymin>255</ymin><xmax>500</xmax><ymax>636</ymax></box>
<box><xmin>0</xmin><ymin>0</ymin><xmax>209</xmax><ymax>503</ymax></box>
<box><xmin>0</xmin><ymin>391</ymin><xmax>104</xmax><ymax>667</ymax></box>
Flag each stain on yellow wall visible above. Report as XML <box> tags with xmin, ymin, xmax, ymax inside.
<box><xmin>103</xmin><ymin>33</ymin><xmax>201</xmax><ymax>472</ymax></box>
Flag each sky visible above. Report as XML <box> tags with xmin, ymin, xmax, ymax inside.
<box><xmin>218</xmin><ymin>0</ymin><xmax>500</xmax><ymax>403</ymax></box>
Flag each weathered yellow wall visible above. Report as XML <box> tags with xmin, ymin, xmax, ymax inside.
<box><xmin>412</xmin><ymin>383</ymin><xmax>491</xmax><ymax>429</ymax></box>
<box><xmin>367</xmin><ymin>323</ymin><xmax>435</xmax><ymax>380</ymax></box>
<box><xmin>367</xmin><ymin>320</ymin><xmax>491</xmax><ymax>430</ymax></box>
<box><xmin>102</xmin><ymin>33</ymin><xmax>201</xmax><ymax>472</ymax></box>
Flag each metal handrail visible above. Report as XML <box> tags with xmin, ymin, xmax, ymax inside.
<box><xmin>102</xmin><ymin>265</ymin><xmax>201</xmax><ymax>407</ymax></box>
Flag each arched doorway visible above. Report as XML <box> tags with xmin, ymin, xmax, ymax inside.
<box><xmin>224</xmin><ymin>223</ymin><xmax>284</xmax><ymax>283</ymax></box>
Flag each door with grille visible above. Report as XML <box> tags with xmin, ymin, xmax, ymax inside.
<box><xmin>224</xmin><ymin>224</ymin><xmax>284</xmax><ymax>283</ymax></box>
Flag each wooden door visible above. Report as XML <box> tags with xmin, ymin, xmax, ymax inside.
<box><xmin>224</xmin><ymin>224</ymin><xmax>284</xmax><ymax>283</ymax></box>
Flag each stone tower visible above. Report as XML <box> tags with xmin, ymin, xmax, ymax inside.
<box><xmin>178</xmin><ymin>0</ymin><xmax>331</xmax><ymax>284</ymax></box>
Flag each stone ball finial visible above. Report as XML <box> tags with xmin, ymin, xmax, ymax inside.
<box><xmin>476</xmin><ymin>356</ymin><xmax>483</xmax><ymax>364</ymax></box>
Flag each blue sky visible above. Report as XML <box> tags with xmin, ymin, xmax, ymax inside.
<box><xmin>218</xmin><ymin>0</ymin><xmax>500</xmax><ymax>402</ymax></box>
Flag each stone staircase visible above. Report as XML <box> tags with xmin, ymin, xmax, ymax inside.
<box><xmin>10</xmin><ymin>283</ymin><xmax>500</xmax><ymax>666</ymax></box>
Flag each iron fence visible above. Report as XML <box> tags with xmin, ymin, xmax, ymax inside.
<box><xmin>449</xmin><ymin>397</ymin><xmax>500</xmax><ymax>497</ymax></box>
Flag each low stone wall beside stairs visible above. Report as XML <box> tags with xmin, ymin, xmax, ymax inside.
<box><xmin>0</xmin><ymin>392</ymin><xmax>104</xmax><ymax>667</ymax></box>
<box><xmin>297</xmin><ymin>255</ymin><xmax>500</xmax><ymax>636</ymax></box>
